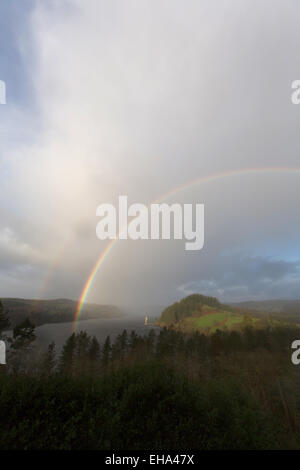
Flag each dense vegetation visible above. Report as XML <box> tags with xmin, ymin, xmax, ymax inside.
<box><xmin>0</xmin><ymin>361</ymin><xmax>284</xmax><ymax>450</ymax></box>
<box><xmin>158</xmin><ymin>294</ymin><xmax>252</xmax><ymax>331</ymax></box>
<box><xmin>233</xmin><ymin>299</ymin><xmax>300</xmax><ymax>314</ymax></box>
<box><xmin>159</xmin><ymin>294</ymin><xmax>222</xmax><ymax>325</ymax></box>
<box><xmin>233</xmin><ymin>299</ymin><xmax>300</xmax><ymax>324</ymax></box>
<box><xmin>1</xmin><ymin>298</ymin><xmax>300</xmax><ymax>450</ymax></box>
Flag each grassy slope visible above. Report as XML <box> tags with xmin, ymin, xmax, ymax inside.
<box><xmin>170</xmin><ymin>305</ymin><xmax>251</xmax><ymax>333</ymax></box>
<box><xmin>158</xmin><ymin>294</ymin><xmax>297</xmax><ymax>333</ymax></box>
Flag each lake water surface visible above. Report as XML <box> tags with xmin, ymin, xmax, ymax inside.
<box><xmin>34</xmin><ymin>316</ymin><xmax>160</xmax><ymax>351</ymax></box>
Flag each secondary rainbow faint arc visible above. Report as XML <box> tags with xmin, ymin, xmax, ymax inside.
<box><xmin>73</xmin><ymin>166</ymin><xmax>300</xmax><ymax>329</ymax></box>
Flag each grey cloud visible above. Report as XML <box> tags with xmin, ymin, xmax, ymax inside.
<box><xmin>178</xmin><ymin>254</ymin><xmax>300</xmax><ymax>303</ymax></box>
<box><xmin>1</xmin><ymin>0</ymin><xmax>300</xmax><ymax>306</ymax></box>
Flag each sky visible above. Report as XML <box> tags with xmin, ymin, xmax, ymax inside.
<box><xmin>1</xmin><ymin>0</ymin><xmax>300</xmax><ymax>309</ymax></box>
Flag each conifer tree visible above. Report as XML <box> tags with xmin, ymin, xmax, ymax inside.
<box><xmin>9</xmin><ymin>318</ymin><xmax>36</xmax><ymax>373</ymax></box>
<box><xmin>0</xmin><ymin>300</ymin><xmax>10</xmax><ymax>338</ymax></box>
<box><xmin>59</xmin><ymin>333</ymin><xmax>76</xmax><ymax>375</ymax></box>
<box><xmin>88</xmin><ymin>336</ymin><xmax>101</xmax><ymax>374</ymax></box>
<box><xmin>102</xmin><ymin>335</ymin><xmax>111</xmax><ymax>366</ymax></box>
<box><xmin>129</xmin><ymin>330</ymin><xmax>139</xmax><ymax>352</ymax></box>
<box><xmin>40</xmin><ymin>341</ymin><xmax>56</xmax><ymax>376</ymax></box>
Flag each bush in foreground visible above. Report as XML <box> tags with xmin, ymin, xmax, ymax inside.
<box><xmin>0</xmin><ymin>360</ymin><xmax>283</xmax><ymax>450</ymax></box>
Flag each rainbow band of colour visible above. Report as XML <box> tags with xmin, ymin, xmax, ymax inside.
<box><xmin>73</xmin><ymin>166</ymin><xmax>300</xmax><ymax>330</ymax></box>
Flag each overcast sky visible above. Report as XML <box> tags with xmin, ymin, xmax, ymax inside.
<box><xmin>1</xmin><ymin>0</ymin><xmax>300</xmax><ymax>308</ymax></box>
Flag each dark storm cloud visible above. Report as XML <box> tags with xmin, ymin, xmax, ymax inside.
<box><xmin>178</xmin><ymin>254</ymin><xmax>300</xmax><ymax>302</ymax></box>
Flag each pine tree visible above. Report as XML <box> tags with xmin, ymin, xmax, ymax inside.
<box><xmin>0</xmin><ymin>301</ymin><xmax>10</xmax><ymax>338</ymax></box>
<box><xmin>10</xmin><ymin>317</ymin><xmax>36</xmax><ymax>351</ymax></box>
<box><xmin>59</xmin><ymin>333</ymin><xmax>76</xmax><ymax>375</ymax></box>
<box><xmin>75</xmin><ymin>331</ymin><xmax>91</xmax><ymax>375</ymax></box>
<box><xmin>102</xmin><ymin>335</ymin><xmax>111</xmax><ymax>366</ymax></box>
<box><xmin>146</xmin><ymin>329</ymin><xmax>156</xmax><ymax>355</ymax></box>
<box><xmin>119</xmin><ymin>329</ymin><xmax>128</xmax><ymax>355</ymax></box>
<box><xmin>129</xmin><ymin>330</ymin><xmax>139</xmax><ymax>352</ymax></box>
<box><xmin>40</xmin><ymin>342</ymin><xmax>56</xmax><ymax>376</ymax></box>
<box><xmin>8</xmin><ymin>318</ymin><xmax>36</xmax><ymax>373</ymax></box>
<box><xmin>88</xmin><ymin>336</ymin><xmax>101</xmax><ymax>374</ymax></box>
<box><xmin>89</xmin><ymin>336</ymin><xmax>100</xmax><ymax>362</ymax></box>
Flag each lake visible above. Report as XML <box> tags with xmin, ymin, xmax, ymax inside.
<box><xmin>33</xmin><ymin>316</ymin><xmax>160</xmax><ymax>352</ymax></box>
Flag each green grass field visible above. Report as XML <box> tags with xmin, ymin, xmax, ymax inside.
<box><xmin>169</xmin><ymin>305</ymin><xmax>252</xmax><ymax>333</ymax></box>
<box><xmin>193</xmin><ymin>311</ymin><xmax>244</xmax><ymax>332</ymax></box>
<box><xmin>159</xmin><ymin>300</ymin><xmax>260</xmax><ymax>334</ymax></box>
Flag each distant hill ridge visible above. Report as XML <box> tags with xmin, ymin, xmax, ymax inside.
<box><xmin>230</xmin><ymin>299</ymin><xmax>300</xmax><ymax>324</ymax></box>
<box><xmin>1</xmin><ymin>298</ymin><xmax>121</xmax><ymax>329</ymax></box>
<box><xmin>232</xmin><ymin>299</ymin><xmax>300</xmax><ymax>314</ymax></box>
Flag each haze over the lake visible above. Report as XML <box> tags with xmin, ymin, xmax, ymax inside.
<box><xmin>1</xmin><ymin>0</ymin><xmax>300</xmax><ymax>308</ymax></box>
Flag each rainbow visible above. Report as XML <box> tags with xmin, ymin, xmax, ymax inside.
<box><xmin>73</xmin><ymin>166</ymin><xmax>300</xmax><ymax>330</ymax></box>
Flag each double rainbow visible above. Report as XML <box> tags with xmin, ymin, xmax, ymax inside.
<box><xmin>73</xmin><ymin>166</ymin><xmax>300</xmax><ymax>330</ymax></box>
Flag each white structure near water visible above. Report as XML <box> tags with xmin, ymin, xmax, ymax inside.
<box><xmin>0</xmin><ymin>340</ymin><xmax>6</xmax><ymax>365</ymax></box>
